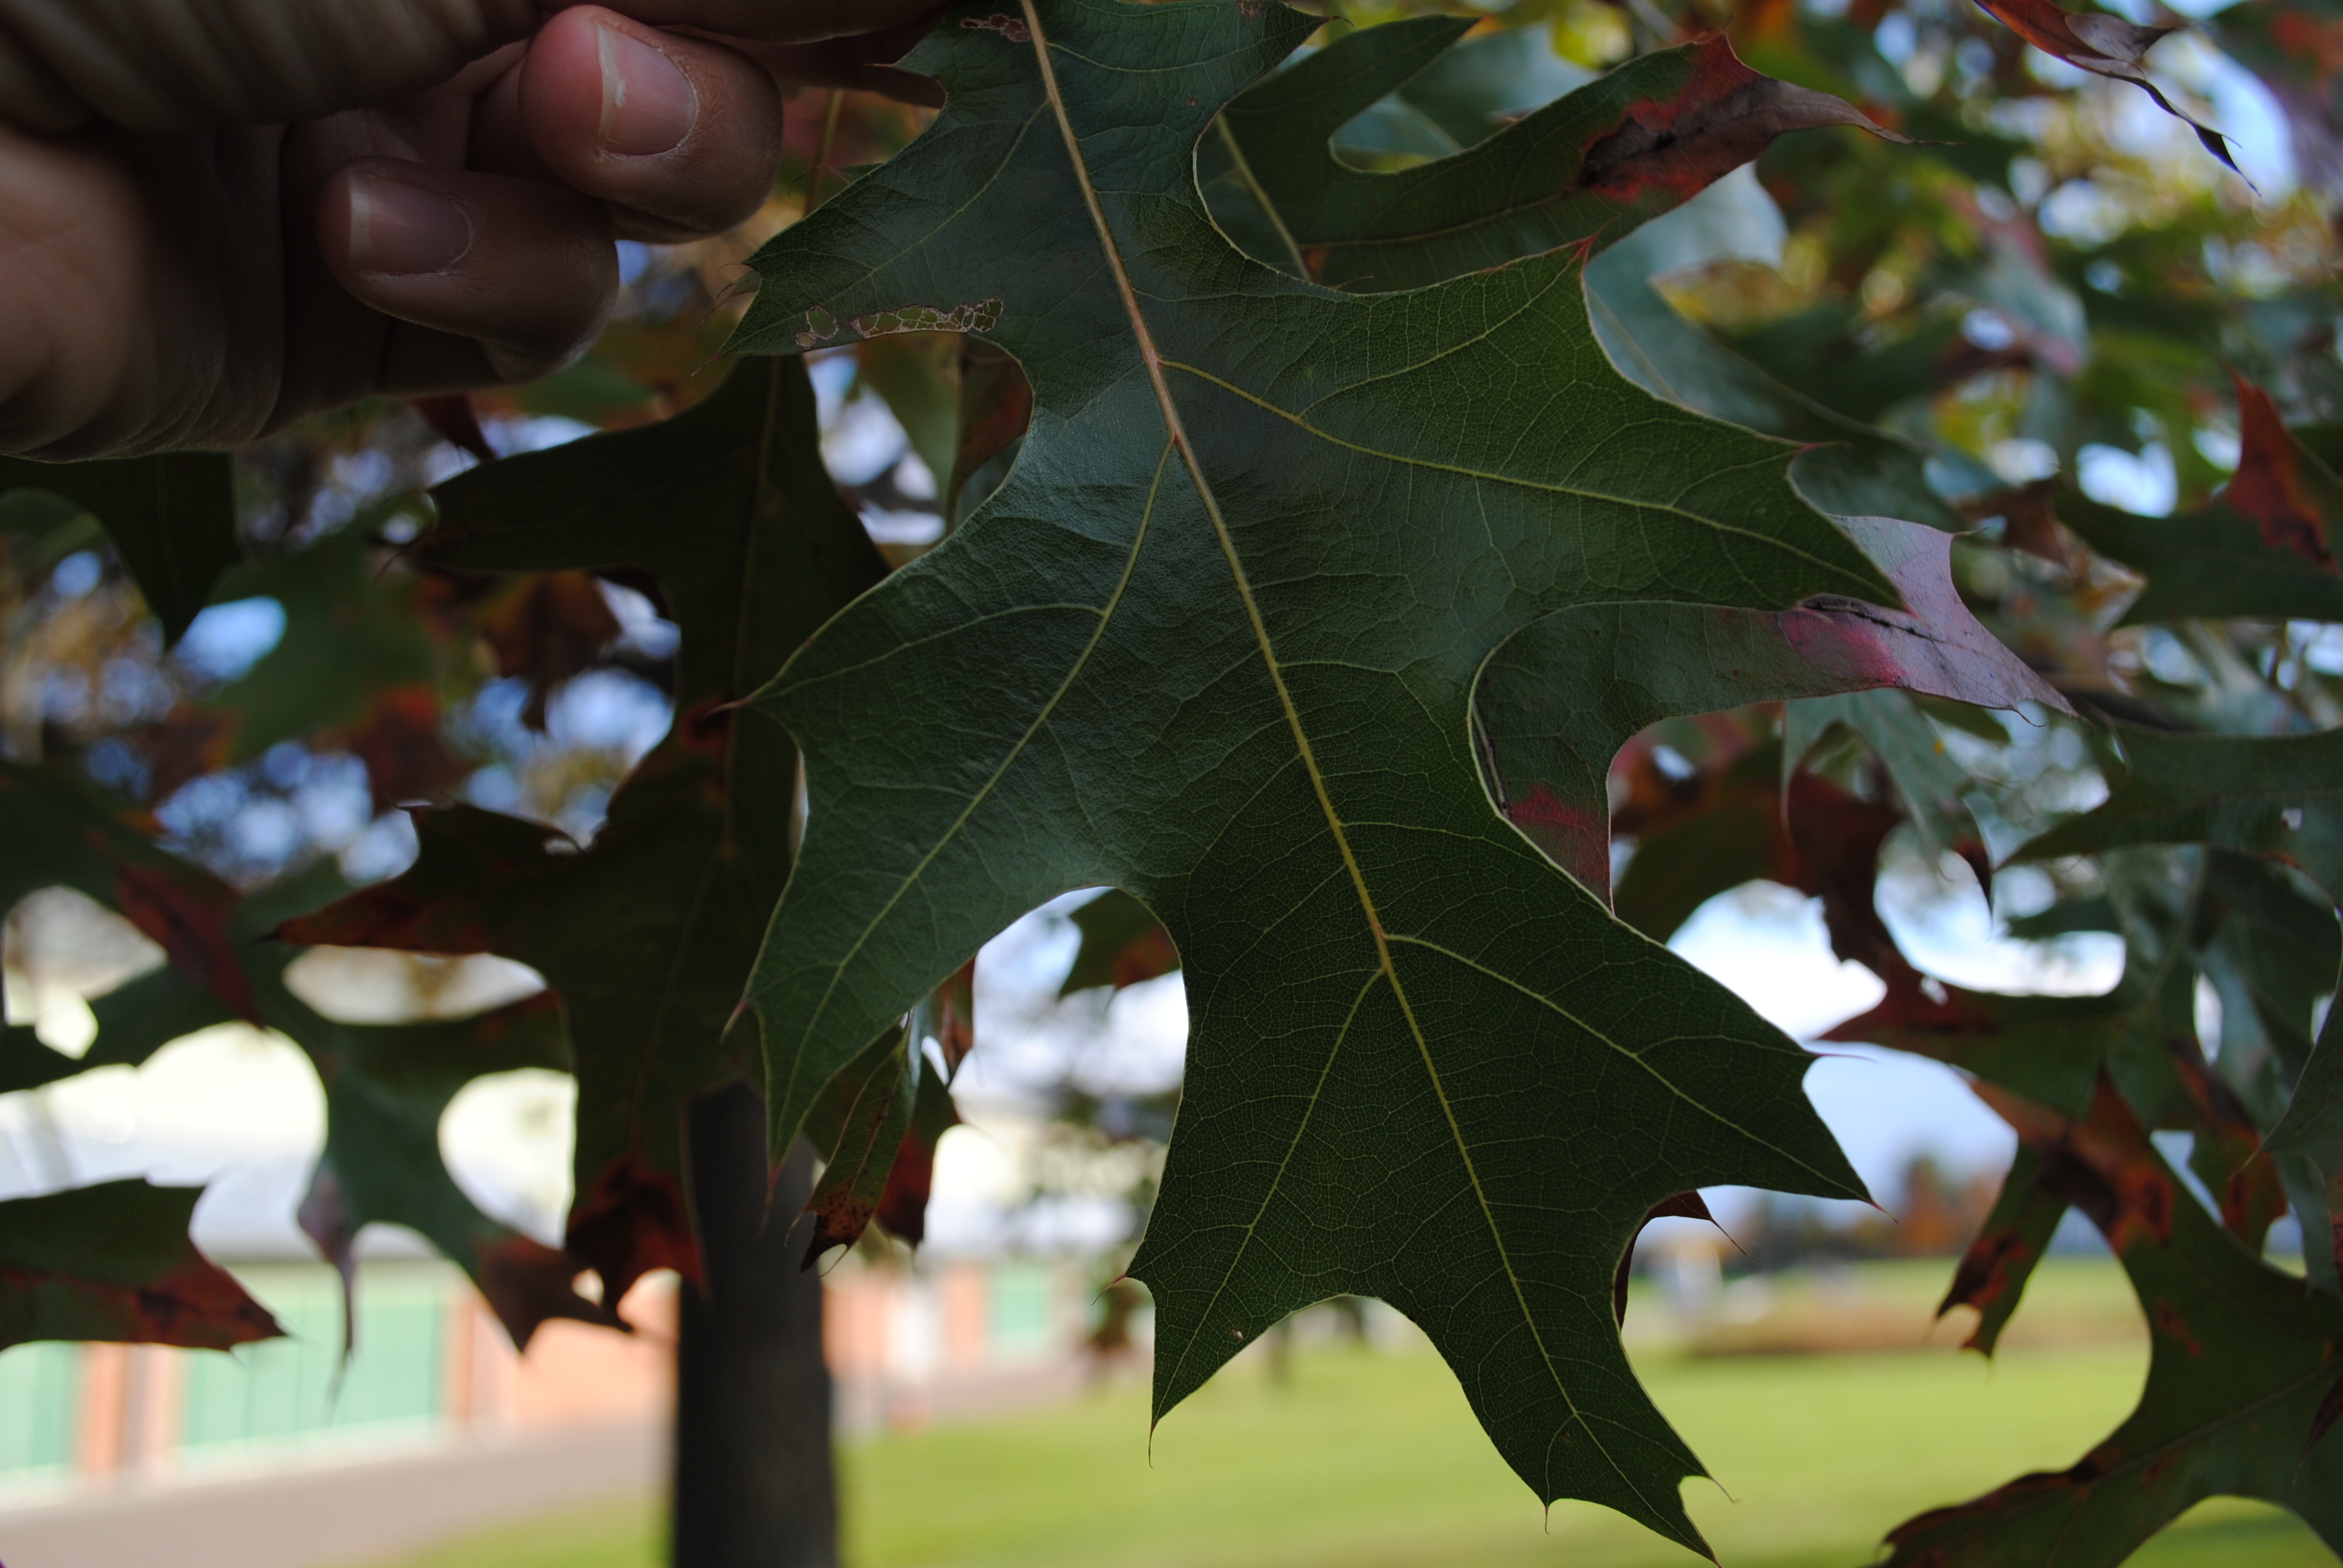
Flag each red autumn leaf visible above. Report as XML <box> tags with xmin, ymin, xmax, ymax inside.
<box><xmin>411</xmin><ymin>394</ymin><xmax>498</xmax><ymax>464</ymax></box>
<box><xmin>949</xmin><ymin>341</ymin><xmax>1034</xmax><ymax>521</ymax></box>
<box><xmin>1968</xmin><ymin>0</ymin><xmax>2241</xmax><ymax>172</ymax></box>
<box><xmin>334</xmin><ymin>683</ymin><xmax>469</xmax><ymax>812</ymax></box>
<box><xmin>925</xmin><ymin>958</ymin><xmax>978</xmax><ymax>1077</ymax></box>
<box><xmin>873</xmin><ymin>1058</ymin><xmax>963</xmax><ymax>1247</ymax></box>
<box><xmin>473</xmin><ymin>571</ymin><xmax>625</xmax><ymax>730</ymax></box>
<box><xmin>1058</xmin><ymin>889</ymin><xmax>1183</xmax><ymax>999</ymax></box>
<box><xmin>111</xmin><ymin>860</ymin><xmax>258</xmax><ymax>1022</ymax></box>
<box><xmin>1220</xmin><ymin>21</ymin><xmax>1907</xmax><ymax>296</ymax></box>
<box><xmin>1613</xmin><ymin>1192</ymin><xmax>1717</xmax><ymax>1324</ymax></box>
<box><xmin>2226</xmin><ymin>376</ymin><xmax>2340</xmax><ymax>569</ymax></box>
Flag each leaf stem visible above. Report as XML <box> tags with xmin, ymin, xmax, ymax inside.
<box><xmin>808</xmin><ymin>90</ymin><xmax>844</xmax><ymax>213</ymax></box>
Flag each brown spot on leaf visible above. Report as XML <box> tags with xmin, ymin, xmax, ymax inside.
<box><xmin>960</xmin><ymin>13</ymin><xmax>1031</xmax><ymax>42</ymax></box>
<box><xmin>1973</xmin><ymin>1077</ymin><xmax>2178</xmax><ymax>1253</ymax></box>
<box><xmin>2151</xmin><ymin>1299</ymin><xmax>2204</xmax><ymax>1357</ymax></box>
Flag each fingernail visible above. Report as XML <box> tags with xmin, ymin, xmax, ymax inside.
<box><xmin>597</xmin><ymin>22</ymin><xmax>695</xmax><ymax>157</ymax></box>
<box><xmin>346</xmin><ymin>174</ymin><xmax>473</xmax><ymax>275</ymax></box>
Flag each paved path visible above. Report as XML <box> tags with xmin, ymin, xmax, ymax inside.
<box><xmin>0</xmin><ymin>1420</ymin><xmax>661</xmax><ymax>1568</ymax></box>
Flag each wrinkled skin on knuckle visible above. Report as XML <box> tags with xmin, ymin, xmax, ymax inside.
<box><xmin>0</xmin><ymin>0</ymin><xmax>539</xmax><ymax>132</ymax></box>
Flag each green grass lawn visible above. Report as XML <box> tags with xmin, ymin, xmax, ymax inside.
<box><xmin>381</xmin><ymin>1285</ymin><xmax>2337</xmax><ymax>1568</ymax></box>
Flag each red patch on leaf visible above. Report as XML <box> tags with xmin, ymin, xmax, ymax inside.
<box><xmin>2151</xmin><ymin>1298</ymin><xmax>2204</xmax><ymax>1357</ymax></box>
<box><xmin>1109</xmin><ymin>928</ymin><xmax>1179</xmax><ymax>991</ymax></box>
<box><xmin>1576</xmin><ymin>34</ymin><xmax>1907</xmax><ymax>204</ymax></box>
<box><xmin>112</xmin><ymin>862</ymin><xmax>257</xmax><ymax>1022</ymax></box>
<box><xmin>1504</xmin><ymin>783</ymin><xmax>1611</xmax><ymax>892</ymax></box>
<box><xmin>2269</xmin><ymin>13</ymin><xmax>2343</xmax><ymax>91</ymax></box>
<box><xmin>1941</xmin><ymin>1229</ymin><xmax>2034</xmax><ymax>1337</ymax></box>
<box><xmin>120</xmin><ymin>1266</ymin><xmax>283</xmax><ymax>1349</ymax></box>
<box><xmin>679</xmin><ymin>697</ymin><xmax>735</xmax><ymax>753</ymax></box>
<box><xmin>953</xmin><ymin>343</ymin><xmax>1034</xmax><ymax>499</ymax></box>
<box><xmin>2226</xmin><ymin>377</ymin><xmax>2338</xmax><ymax>569</ymax></box>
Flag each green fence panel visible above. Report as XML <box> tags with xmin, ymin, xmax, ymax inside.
<box><xmin>0</xmin><ymin>1342</ymin><xmax>79</xmax><ymax>1477</ymax></box>
<box><xmin>179</xmin><ymin>1264</ymin><xmax>447</xmax><ymax>1460</ymax></box>
<box><xmin>988</xmin><ymin>1263</ymin><xmax>1053</xmax><ymax>1359</ymax></box>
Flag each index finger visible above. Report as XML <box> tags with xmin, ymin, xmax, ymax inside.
<box><xmin>558</xmin><ymin>0</ymin><xmax>941</xmax><ymax>45</ymax></box>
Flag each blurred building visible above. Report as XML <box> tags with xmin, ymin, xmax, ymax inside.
<box><xmin>0</xmin><ymin>1252</ymin><xmax>1115</xmax><ymax>1509</ymax></box>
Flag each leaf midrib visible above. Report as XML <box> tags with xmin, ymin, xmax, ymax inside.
<box><xmin>1016</xmin><ymin>0</ymin><xmax>1657</xmax><ymax>1521</ymax></box>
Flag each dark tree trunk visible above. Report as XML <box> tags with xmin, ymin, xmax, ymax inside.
<box><xmin>673</xmin><ymin>1084</ymin><xmax>837</xmax><ymax>1568</ymax></box>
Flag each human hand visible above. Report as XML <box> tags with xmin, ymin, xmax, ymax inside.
<box><xmin>0</xmin><ymin>0</ymin><xmax>941</xmax><ymax>458</ymax></box>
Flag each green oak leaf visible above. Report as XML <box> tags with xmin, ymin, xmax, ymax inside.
<box><xmin>727</xmin><ymin>1</ymin><xmax>1891</xmax><ymax>1545</ymax></box>
<box><xmin>0</xmin><ymin>1179</ymin><xmax>281</xmax><ymax>1353</ymax></box>
<box><xmin>2017</xmin><ymin>728</ymin><xmax>2343</xmax><ymax>903</ymax></box>
<box><xmin>1199</xmin><ymin>19</ymin><xmax>1959</xmax><ymax>531</ymax></box>
<box><xmin>2016</xmin><ymin>727</ymin><xmax>2343</xmax><ymax>1285</ymax></box>
<box><xmin>800</xmin><ymin>1025</ymin><xmax>919</xmax><ymax>1265</ymax></box>
<box><xmin>1057</xmin><ymin>887</ymin><xmax>1181</xmax><ymax>999</ymax></box>
<box><xmin>1215</xmin><ymin>21</ymin><xmax>1899</xmax><ymax>292</ymax></box>
<box><xmin>2059</xmin><ymin>486</ymin><xmax>2343</xmax><ymax>626</ymax></box>
<box><xmin>1882</xmin><ymin>1079</ymin><xmax>2343</xmax><ymax>1568</ymax></box>
<box><xmin>279</xmin><ymin>358</ymin><xmax>890</xmax><ymax>1305</ymax></box>
<box><xmin>1480</xmin><ymin>513</ymin><xmax>2060</xmax><ymax>897</ymax></box>
<box><xmin>0</xmin><ymin>453</ymin><xmax>240</xmax><ymax>645</ymax></box>
<box><xmin>1935</xmin><ymin>1141</ymin><xmax>2068</xmax><ymax>1356</ymax></box>
<box><xmin>0</xmin><ymin>762</ymin><xmax>612</xmax><ymax>1350</ymax></box>
<box><xmin>1783</xmin><ymin>688</ymin><xmax>1991</xmax><ymax>877</ymax></box>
